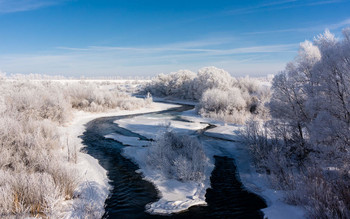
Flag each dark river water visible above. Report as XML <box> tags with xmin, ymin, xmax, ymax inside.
<box><xmin>81</xmin><ymin>105</ymin><xmax>267</xmax><ymax>219</ymax></box>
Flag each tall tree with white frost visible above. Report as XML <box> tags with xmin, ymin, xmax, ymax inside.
<box><xmin>247</xmin><ymin>28</ymin><xmax>350</xmax><ymax>218</ymax></box>
<box><xmin>269</xmin><ymin>39</ymin><xmax>321</xmax><ymax>161</ymax></box>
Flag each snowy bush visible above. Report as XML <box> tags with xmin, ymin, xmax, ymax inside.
<box><xmin>0</xmin><ymin>80</ymin><xmax>152</xmax><ymax>217</ymax></box>
<box><xmin>197</xmin><ymin>88</ymin><xmax>249</xmax><ymax>124</ymax></box>
<box><xmin>144</xmin><ymin>70</ymin><xmax>197</xmax><ymax>99</ymax></box>
<box><xmin>143</xmin><ymin>67</ymin><xmax>234</xmax><ymax>100</ymax></box>
<box><xmin>3</xmin><ymin>82</ymin><xmax>72</xmax><ymax>124</ymax></box>
<box><xmin>191</xmin><ymin>66</ymin><xmax>235</xmax><ymax>100</ymax></box>
<box><xmin>0</xmin><ymin>115</ymin><xmax>71</xmax><ymax>217</ymax></box>
<box><xmin>144</xmin><ymin>66</ymin><xmax>270</xmax><ymax>123</ymax></box>
<box><xmin>196</xmin><ymin>76</ymin><xmax>270</xmax><ymax>124</ymax></box>
<box><xmin>147</xmin><ymin>130</ymin><xmax>208</xmax><ymax>182</ymax></box>
<box><xmin>65</xmin><ymin>81</ymin><xmax>151</xmax><ymax>112</ymax></box>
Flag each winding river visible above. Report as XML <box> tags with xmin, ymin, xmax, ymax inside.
<box><xmin>81</xmin><ymin>104</ymin><xmax>267</xmax><ymax>218</ymax></box>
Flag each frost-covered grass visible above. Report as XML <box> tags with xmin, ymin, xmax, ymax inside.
<box><xmin>143</xmin><ymin>66</ymin><xmax>271</xmax><ymax>124</ymax></box>
<box><xmin>65</xmin><ymin>81</ymin><xmax>152</xmax><ymax>112</ymax></box>
<box><xmin>147</xmin><ymin>129</ymin><xmax>208</xmax><ymax>182</ymax></box>
<box><xmin>0</xmin><ymin>79</ymin><xmax>152</xmax><ymax>218</ymax></box>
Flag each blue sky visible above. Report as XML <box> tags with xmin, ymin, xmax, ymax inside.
<box><xmin>0</xmin><ymin>0</ymin><xmax>349</xmax><ymax>77</ymax></box>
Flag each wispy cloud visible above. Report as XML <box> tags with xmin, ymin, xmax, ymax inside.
<box><xmin>225</xmin><ymin>0</ymin><xmax>347</xmax><ymax>15</ymax></box>
<box><xmin>243</xmin><ymin>17</ymin><xmax>350</xmax><ymax>35</ymax></box>
<box><xmin>0</xmin><ymin>0</ymin><xmax>66</xmax><ymax>13</ymax></box>
<box><xmin>0</xmin><ymin>38</ymin><xmax>297</xmax><ymax>77</ymax></box>
<box><xmin>226</xmin><ymin>0</ymin><xmax>298</xmax><ymax>15</ymax></box>
<box><xmin>328</xmin><ymin>18</ymin><xmax>350</xmax><ymax>29</ymax></box>
<box><xmin>57</xmin><ymin>42</ymin><xmax>297</xmax><ymax>56</ymax></box>
<box><xmin>0</xmin><ymin>52</ymin><xmax>289</xmax><ymax>77</ymax></box>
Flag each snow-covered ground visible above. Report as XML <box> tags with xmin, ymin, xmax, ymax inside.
<box><xmin>59</xmin><ymin>102</ymin><xmax>179</xmax><ymax>218</ymax></box>
<box><xmin>107</xmin><ymin>102</ymin><xmax>305</xmax><ymax>218</ymax></box>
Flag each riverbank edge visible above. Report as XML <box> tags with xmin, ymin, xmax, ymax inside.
<box><xmin>59</xmin><ymin>102</ymin><xmax>179</xmax><ymax>218</ymax></box>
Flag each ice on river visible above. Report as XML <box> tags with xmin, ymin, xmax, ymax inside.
<box><xmin>105</xmin><ymin>133</ymin><xmax>149</xmax><ymax>147</ymax></box>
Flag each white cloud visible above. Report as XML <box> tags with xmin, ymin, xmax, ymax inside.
<box><xmin>0</xmin><ymin>39</ymin><xmax>296</xmax><ymax>77</ymax></box>
<box><xmin>225</xmin><ymin>0</ymin><xmax>347</xmax><ymax>15</ymax></box>
<box><xmin>57</xmin><ymin>42</ymin><xmax>297</xmax><ymax>55</ymax></box>
<box><xmin>0</xmin><ymin>0</ymin><xmax>66</xmax><ymax>13</ymax></box>
<box><xmin>243</xmin><ymin>17</ymin><xmax>350</xmax><ymax>35</ymax></box>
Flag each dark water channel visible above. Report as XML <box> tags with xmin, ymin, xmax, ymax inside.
<box><xmin>81</xmin><ymin>105</ymin><xmax>266</xmax><ymax>219</ymax></box>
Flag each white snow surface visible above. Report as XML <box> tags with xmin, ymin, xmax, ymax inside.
<box><xmin>116</xmin><ymin>114</ymin><xmax>208</xmax><ymax>139</ymax></box>
<box><xmin>59</xmin><ymin>102</ymin><xmax>178</xmax><ymax>218</ymax></box>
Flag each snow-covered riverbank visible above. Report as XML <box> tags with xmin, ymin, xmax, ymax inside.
<box><xmin>114</xmin><ymin>111</ymin><xmax>213</xmax><ymax>214</ymax></box>
<box><xmin>108</xmin><ymin>104</ymin><xmax>306</xmax><ymax>218</ymax></box>
<box><xmin>60</xmin><ymin>102</ymin><xmax>179</xmax><ymax>218</ymax></box>
<box><xmin>63</xmin><ymin>100</ymin><xmax>305</xmax><ymax>218</ymax></box>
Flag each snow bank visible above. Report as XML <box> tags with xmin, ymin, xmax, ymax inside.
<box><xmin>116</xmin><ymin>113</ymin><xmax>207</xmax><ymax>139</ymax></box>
<box><xmin>60</xmin><ymin>102</ymin><xmax>179</xmax><ymax>218</ymax></box>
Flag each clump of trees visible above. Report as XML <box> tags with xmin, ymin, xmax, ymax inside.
<box><xmin>147</xmin><ymin>129</ymin><xmax>208</xmax><ymax>182</ymax></box>
<box><xmin>0</xmin><ymin>80</ymin><xmax>151</xmax><ymax>218</ymax></box>
<box><xmin>144</xmin><ymin>66</ymin><xmax>270</xmax><ymax>124</ymax></box>
<box><xmin>245</xmin><ymin>28</ymin><xmax>350</xmax><ymax>218</ymax></box>
<box><xmin>144</xmin><ymin>70</ymin><xmax>197</xmax><ymax>99</ymax></box>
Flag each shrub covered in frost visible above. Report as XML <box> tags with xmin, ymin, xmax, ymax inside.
<box><xmin>3</xmin><ymin>81</ymin><xmax>72</xmax><ymax>124</ymax></box>
<box><xmin>0</xmin><ymin>80</ymin><xmax>152</xmax><ymax>217</ymax></box>
<box><xmin>65</xmin><ymin>81</ymin><xmax>152</xmax><ymax>112</ymax></box>
<box><xmin>144</xmin><ymin>66</ymin><xmax>270</xmax><ymax>123</ymax></box>
<box><xmin>191</xmin><ymin>66</ymin><xmax>235</xmax><ymax>100</ymax></box>
<box><xmin>143</xmin><ymin>70</ymin><xmax>197</xmax><ymax>99</ymax></box>
<box><xmin>197</xmin><ymin>88</ymin><xmax>249</xmax><ymax>124</ymax></box>
<box><xmin>147</xmin><ymin>130</ymin><xmax>208</xmax><ymax>182</ymax></box>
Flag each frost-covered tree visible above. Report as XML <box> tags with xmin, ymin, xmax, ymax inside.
<box><xmin>144</xmin><ymin>70</ymin><xmax>197</xmax><ymax>99</ymax></box>
<box><xmin>269</xmin><ymin>40</ymin><xmax>321</xmax><ymax>157</ymax></box>
<box><xmin>246</xmin><ymin>28</ymin><xmax>350</xmax><ymax>218</ymax></box>
<box><xmin>197</xmin><ymin>87</ymin><xmax>249</xmax><ymax>124</ymax></box>
<box><xmin>144</xmin><ymin>66</ymin><xmax>270</xmax><ymax>123</ymax></box>
<box><xmin>309</xmin><ymin>29</ymin><xmax>350</xmax><ymax>150</ymax></box>
<box><xmin>191</xmin><ymin>66</ymin><xmax>234</xmax><ymax>100</ymax></box>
